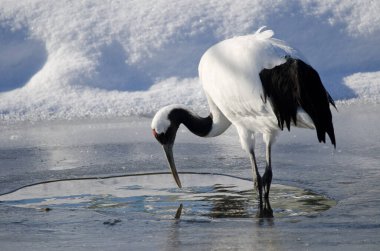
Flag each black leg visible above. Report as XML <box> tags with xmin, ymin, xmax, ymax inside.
<box><xmin>262</xmin><ymin>167</ymin><xmax>274</xmax><ymax>217</ymax></box>
<box><xmin>256</xmin><ymin>175</ymin><xmax>264</xmax><ymax>216</ymax></box>
<box><xmin>262</xmin><ymin>137</ymin><xmax>273</xmax><ymax>217</ymax></box>
<box><xmin>249</xmin><ymin>149</ymin><xmax>264</xmax><ymax>217</ymax></box>
<box><xmin>262</xmin><ymin>167</ymin><xmax>272</xmax><ymax>199</ymax></box>
<box><xmin>263</xmin><ymin>197</ymin><xmax>273</xmax><ymax>218</ymax></box>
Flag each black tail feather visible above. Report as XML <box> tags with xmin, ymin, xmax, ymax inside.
<box><xmin>260</xmin><ymin>57</ymin><xmax>336</xmax><ymax>147</ymax></box>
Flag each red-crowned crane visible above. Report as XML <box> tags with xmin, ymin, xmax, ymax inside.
<box><xmin>151</xmin><ymin>27</ymin><xmax>336</xmax><ymax>217</ymax></box>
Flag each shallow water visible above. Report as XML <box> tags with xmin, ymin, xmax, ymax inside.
<box><xmin>0</xmin><ymin>103</ymin><xmax>379</xmax><ymax>250</ymax></box>
<box><xmin>0</xmin><ymin>173</ymin><xmax>335</xmax><ymax>220</ymax></box>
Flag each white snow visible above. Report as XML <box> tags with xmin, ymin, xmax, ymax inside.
<box><xmin>342</xmin><ymin>71</ymin><xmax>380</xmax><ymax>103</ymax></box>
<box><xmin>0</xmin><ymin>0</ymin><xmax>379</xmax><ymax>121</ymax></box>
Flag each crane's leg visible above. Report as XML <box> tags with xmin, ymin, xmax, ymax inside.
<box><xmin>262</xmin><ymin>142</ymin><xmax>272</xmax><ymax>199</ymax></box>
<box><xmin>262</xmin><ymin>133</ymin><xmax>275</xmax><ymax>217</ymax></box>
<box><xmin>249</xmin><ymin>148</ymin><xmax>263</xmax><ymax>213</ymax></box>
<box><xmin>236</xmin><ymin>127</ymin><xmax>264</xmax><ymax>216</ymax></box>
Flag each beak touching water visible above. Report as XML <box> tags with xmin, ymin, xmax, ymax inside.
<box><xmin>162</xmin><ymin>144</ymin><xmax>182</xmax><ymax>188</ymax></box>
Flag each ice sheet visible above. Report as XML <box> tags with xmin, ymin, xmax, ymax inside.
<box><xmin>0</xmin><ymin>103</ymin><xmax>379</xmax><ymax>250</ymax></box>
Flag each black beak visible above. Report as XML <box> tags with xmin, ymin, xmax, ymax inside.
<box><xmin>163</xmin><ymin>144</ymin><xmax>182</xmax><ymax>188</ymax></box>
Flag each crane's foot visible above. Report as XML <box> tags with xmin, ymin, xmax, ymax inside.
<box><xmin>256</xmin><ymin>198</ymin><xmax>273</xmax><ymax>218</ymax></box>
<box><xmin>256</xmin><ymin>209</ymin><xmax>273</xmax><ymax>218</ymax></box>
<box><xmin>263</xmin><ymin>197</ymin><xmax>273</xmax><ymax>218</ymax></box>
<box><xmin>260</xmin><ymin>209</ymin><xmax>273</xmax><ymax>218</ymax></box>
<box><xmin>254</xmin><ymin>175</ymin><xmax>273</xmax><ymax>218</ymax></box>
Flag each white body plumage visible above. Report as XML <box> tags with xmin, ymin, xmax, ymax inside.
<box><xmin>198</xmin><ymin>28</ymin><xmax>312</xmax><ymax>149</ymax></box>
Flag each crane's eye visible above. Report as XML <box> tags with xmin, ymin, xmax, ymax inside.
<box><xmin>152</xmin><ymin>129</ymin><xmax>167</xmax><ymax>144</ymax></box>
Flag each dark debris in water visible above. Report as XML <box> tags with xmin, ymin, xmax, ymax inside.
<box><xmin>103</xmin><ymin>219</ymin><xmax>122</xmax><ymax>226</ymax></box>
<box><xmin>38</xmin><ymin>207</ymin><xmax>52</xmax><ymax>212</ymax></box>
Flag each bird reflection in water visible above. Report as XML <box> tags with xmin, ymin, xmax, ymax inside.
<box><xmin>172</xmin><ymin>184</ymin><xmax>266</xmax><ymax>219</ymax></box>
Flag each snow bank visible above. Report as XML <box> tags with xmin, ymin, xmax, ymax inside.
<box><xmin>341</xmin><ymin>71</ymin><xmax>380</xmax><ymax>103</ymax></box>
<box><xmin>0</xmin><ymin>0</ymin><xmax>379</xmax><ymax>121</ymax></box>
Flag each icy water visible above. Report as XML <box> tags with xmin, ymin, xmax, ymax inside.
<box><xmin>0</xmin><ymin>103</ymin><xmax>379</xmax><ymax>250</ymax></box>
<box><xmin>0</xmin><ymin>173</ymin><xmax>335</xmax><ymax>219</ymax></box>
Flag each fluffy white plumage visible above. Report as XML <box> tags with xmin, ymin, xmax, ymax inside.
<box><xmin>199</xmin><ymin>27</ymin><xmax>312</xmax><ymax>149</ymax></box>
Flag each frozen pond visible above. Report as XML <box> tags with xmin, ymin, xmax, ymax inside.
<box><xmin>0</xmin><ymin>103</ymin><xmax>379</xmax><ymax>250</ymax></box>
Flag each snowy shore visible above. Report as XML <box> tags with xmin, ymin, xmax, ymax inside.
<box><xmin>1</xmin><ymin>0</ymin><xmax>380</xmax><ymax>121</ymax></box>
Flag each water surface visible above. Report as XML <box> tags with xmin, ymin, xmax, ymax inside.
<box><xmin>0</xmin><ymin>103</ymin><xmax>379</xmax><ymax>250</ymax></box>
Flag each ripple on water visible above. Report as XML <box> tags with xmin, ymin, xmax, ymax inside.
<box><xmin>0</xmin><ymin>173</ymin><xmax>336</xmax><ymax>219</ymax></box>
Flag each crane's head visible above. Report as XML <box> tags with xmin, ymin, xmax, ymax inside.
<box><xmin>151</xmin><ymin>105</ymin><xmax>183</xmax><ymax>188</ymax></box>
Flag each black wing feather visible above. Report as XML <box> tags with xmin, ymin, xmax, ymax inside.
<box><xmin>259</xmin><ymin>57</ymin><xmax>336</xmax><ymax>147</ymax></box>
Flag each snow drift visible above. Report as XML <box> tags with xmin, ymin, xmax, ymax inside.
<box><xmin>0</xmin><ymin>0</ymin><xmax>379</xmax><ymax>121</ymax></box>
